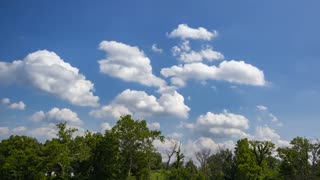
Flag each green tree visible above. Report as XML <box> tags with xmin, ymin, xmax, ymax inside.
<box><xmin>111</xmin><ymin>115</ymin><xmax>164</xmax><ymax>179</ymax></box>
<box><xmin>207</xmin><ymin>148</ymin><xmax>234</xmax><ymax>180</ymax></box>
<box><xmin>250</xmin><ymin>140</ymin><xmax>279</xmax><ymax>178</ymax></box>
<box><xmin>91</xmin><ymin>130</ymin><xmax>120</xmax><ymax>180</ymax></box>
<box><xmin>0</xmin><ymin>135</ymin><xmax>43</xmax><ymax>180</ymax></box>
<box><xmin>278</xmin><ymin>137</ymin><xmax>311</xmax><ymax>180</ymax></box>
<box><xmin>234</xmin><ymin>138</ymin><xmax>261</xmax><ymax>179</ymax></box>
<box><xmin>41</xmin><ymin>122</ymin><xmax>78</xmax><ymax>179</ymax></box>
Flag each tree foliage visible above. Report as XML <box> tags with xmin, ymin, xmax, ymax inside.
<box><xmin>0</xmin><ymin>116</ymin><xmax>320</xmax><ymax>180</ymax></box>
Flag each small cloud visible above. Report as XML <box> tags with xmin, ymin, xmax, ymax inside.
<box><xmin>30</xmin><ymin>111</ymin><xmax>46</xmax><ymax>122</ymax></box>
<box><xmin>1</xmin><ymin>98</ymin><xmax>10</xmax><ymax>104</ymax></box>
<box><xmin>2</xmin><ymin>98</ymin><xmax>26</xmax><ymax>110</ymax></box>
<box><xmin>101</xmin><ymin>122</ymin><xmax>112</xmax><ymax>132</ymax></box>
<box><xmin>256</xmin><ymin>105</ymin><xmax>268</xmax><ymax>111</ymax></box>
<box><xmin>168</xmin><ymin>24</ymin><xmax>218</xmax><ymax>41</ymax></box>
<box><xmin>9</xmin><ymin>101</ymin><xmax>26</xmax><ymax>110</ymax></box>
<box><xmin>151</xmin><ymin>44</ymin><xmax>163</xmax><ymax>53</ymax></box>
<box><xmin>30</xmin><ymin>108</ymin><xmax>82</xmax><ymax>126</ymax></box>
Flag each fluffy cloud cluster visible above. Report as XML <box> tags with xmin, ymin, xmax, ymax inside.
<box><xmin>168</xmin><ymin>24</ymin><xmax>218</xmax><ymax>41</ymax></box>
<box><xmin>30</xmin><ymin>123</ymin><xmax>57</xmax><ymax>139</ymax></box>
<box><xmin>31</xmin><ymin>107</ymin><xmax>82</xmax><ymax>126</ymax></box>
<box><xmin>0</xmin><ymin>50</ymin><xmax>99</xmax><ymax>107</ymax></box>
<box><xmin>98</xmin><ymin>41</ymin><xmax>166</xmax><ymax>87</ymax></box>
<box><xmin>166</xmin><ymin>24</ymin><xmax>267</xmax><ymax>88</ymax></box>
<box><xmin>0</xmin><ymin>126</ymin><xmax>27</xmax><ymax>137</ymax></box>
<box><xmin>197</xmin><ymin>111</ymin><xmax>249</xmax><ymax>138</ymax></box>
<box><xmin>254</xmin><ymin>126</ymin><xmax>289</xmax><ymax>147</ymax></box>
<box><xmin>90</xmin><ymin>89</ymin><xmax>190</xmax><ymax>120</ymax></box>
<box><xmin>172</xmin><ymin>40</ymin><xmax>224</xmax><ymax>63</ymax></box>
<box><xmin>1</xmin><ymin>98</ymin><xmax>26</xmax><ymax>110</ymax></box>
<box><xmin>161</xmin><ymin>61</ymin><xmax>266</xmax><ymax>87</ymax></box>
<box><xmin>181</xmin><ymin>111</ymin><xmax>249</xmax><ymax>139</ymax></box>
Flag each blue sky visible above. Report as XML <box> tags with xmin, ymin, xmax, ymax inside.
<box><xmin>1</xmin><ymin>0</ymin><xmax>320</xmax><ymax>156</ymax></box>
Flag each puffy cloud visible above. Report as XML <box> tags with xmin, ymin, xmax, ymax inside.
<box><xmin>90</xmin><ymin>89</ymin><xmax>190</xmax><ymax>120</ymax></box>
<box><xmin>197</xmin><ymin>111</ymin><xmax>249</xmax><ymax>138</ymax></box>
<box><xmin>151</xmin><ymin>44</ymin><xmax>163</xmax><ymax>53</ymax></box>
<box><xmin>161</xmin><ymin>61</ymin><xmax>266</xmax><ymax>87</ymax></box>
<box><xmin>101</xmin><ymin>122</ymin><xmax>112</xmax><ymax>132</ymax></box>
<box><xmin>9</xmin><ymin>101</ymin><xmax>26</xmax><ymax>110</ymax></box>
<box><xmin>1</xmin><ymin>98</ymin><xmax>26</xmax><ymax>110</ymax></box>
<box><xmin>181</xmin><ymin>111</ymin><xmax>249</xmax><ymax>139</ymax></box>
<box><xmin>31</xmin><ymin>123</ymin><xmax>57</xmax><ymax>139</ymax></box>
<box><xmin>172</xmin><ymin>41</ymin><xmax>224</xmax><ymax>63</ymax></box>
<box><xmin>0</xmin><ymin>127</ymin><xmax>9</xmax><ymax>135</ymax></box>
<box><xmin>254</xmin><ymin>126</ymin><xmax>289</xmax><ymax>147</ymax></box>
<box><xmin>257</xmin><ymin>105</ymin><xmax>268</xmax><ymax>111</ymax></box>
<box><xmin>179</xmin><ymin>121</ymin><xmax>195</xmax><ymax>129</ymax></box>
<box><xmin>12</xmin><ymin>126</ymin><xmax>27</xmax><ymax>134</ymax></box>
<box><xmin>0</xmin><ymin>50</ymin><xmax>99</xmax><ymax>107</ymax></box>
<box><xmin>198</xmin><ymin>111</ymin><xmax>249</xmax><ymax>129</ymax></box>
<box><xmin>168</xmin><ymin>24</ymin><xmax>218</xmax><ymax>41</ymax></box>
<box><xmin>1</xmin><ymin>98</ymin><xmax>10</xmax><ymax>104</ymax></box>
<box><xmin>30</xmin><ymin>111</ymin><xmax>46</xmax><ymax>122</ymax></box>
<box><xmin>31</xmin><ymin>108</ymin><xmax>82</xmax><ymax>126</ymax></box>
<box><xmin>147</xmin><ymin>122</ymin><xmax>161</xmax><ymax>130</ymax></box>
<box><xmin>98</xmin><ymin>41</ymin><xmax>166</xmax><ymax>87</ymax></box>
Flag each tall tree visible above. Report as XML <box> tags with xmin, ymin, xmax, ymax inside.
<box><xmin>207</xmin><ymin>147</ymin><xmax>234</xmax><ymax>180</ymax></box>
<box><xmin>234</xmin><ymin>138</ymin><xmax>261</xmax><ymax>179</ymax></box>
<box><xmin>278</xmin><ymin>137</ymin><xmax>311</xmax><ymax>180</ymax></box>
<box><xmin>111</xmin><ymin>115</ymin><xmax>164</xmax><ymax>179</ymax></box>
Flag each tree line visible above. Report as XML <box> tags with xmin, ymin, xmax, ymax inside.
<box><xmin>0</xmin><ymin>115</ymin><xmax>319</xmax><ymax>179</ymax></box>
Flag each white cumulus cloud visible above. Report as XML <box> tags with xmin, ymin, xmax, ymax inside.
<box><xmin>90</xmin><ymin>89</ymin><xmax>190</xmax><ymax>120</ymax></box>
<box><xmin>31</xmin><ymin>107</ymin><xmax>82</xmax><ymax>126</ymax></box>
<box><xmin>0</xmin><ymin>50</ymin><xmax>99</xmax><ymax>107</ymax></box>
<box><xmin>161</xmin><ymin>61</ymin><xmax>266</xmax><ymax>87</ymax></box>
<box><xmin>168</xmin><ymin>24</ymin><xmax>218</xmax><ymax>41</ymax></box>
<box><xmin>9</xmin><ymin>101</ymin><xmax>26</xmax><ymax>110</ymax></box>
<box><xmin>1</xmin><ymin>98</ymin><xmax>26</xmax><ymax>110</ymax></box>
<box><xmin>1</xmin><ymin>98</ymin><xmax>10</xmax><ymax>104</ymax></box>
<box><xmin>31</xmin><ymin>123</ymin><xmax>57</xmax><ymax>139</ymax></box>
<box><xmin>257</xmin><ymin>105</ymin><xmax>268</xmax><ymax>111</ymax></box>
<box><xmin>98</xmin><ymin>41</ymin><xmax>166</xmax><ymax>87</ymax></box>
<box><xmin>254</xmin><ymin>125</ymin><xmax>289</xmax><ymax>147</ymax></box>
<box><xmin>101</xmin><ymin>122</ymin><xmax>112</xmax><ymax>132</ymax></box>
<box><xmin>181</xmin><ymin>111</ymin><xmax>249</xmax><ymax>139</ymax></box>
<box><xmin>172</xmin><ymin>41</ymin><xmax>224</xmax><ymax>63</ymax></box>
